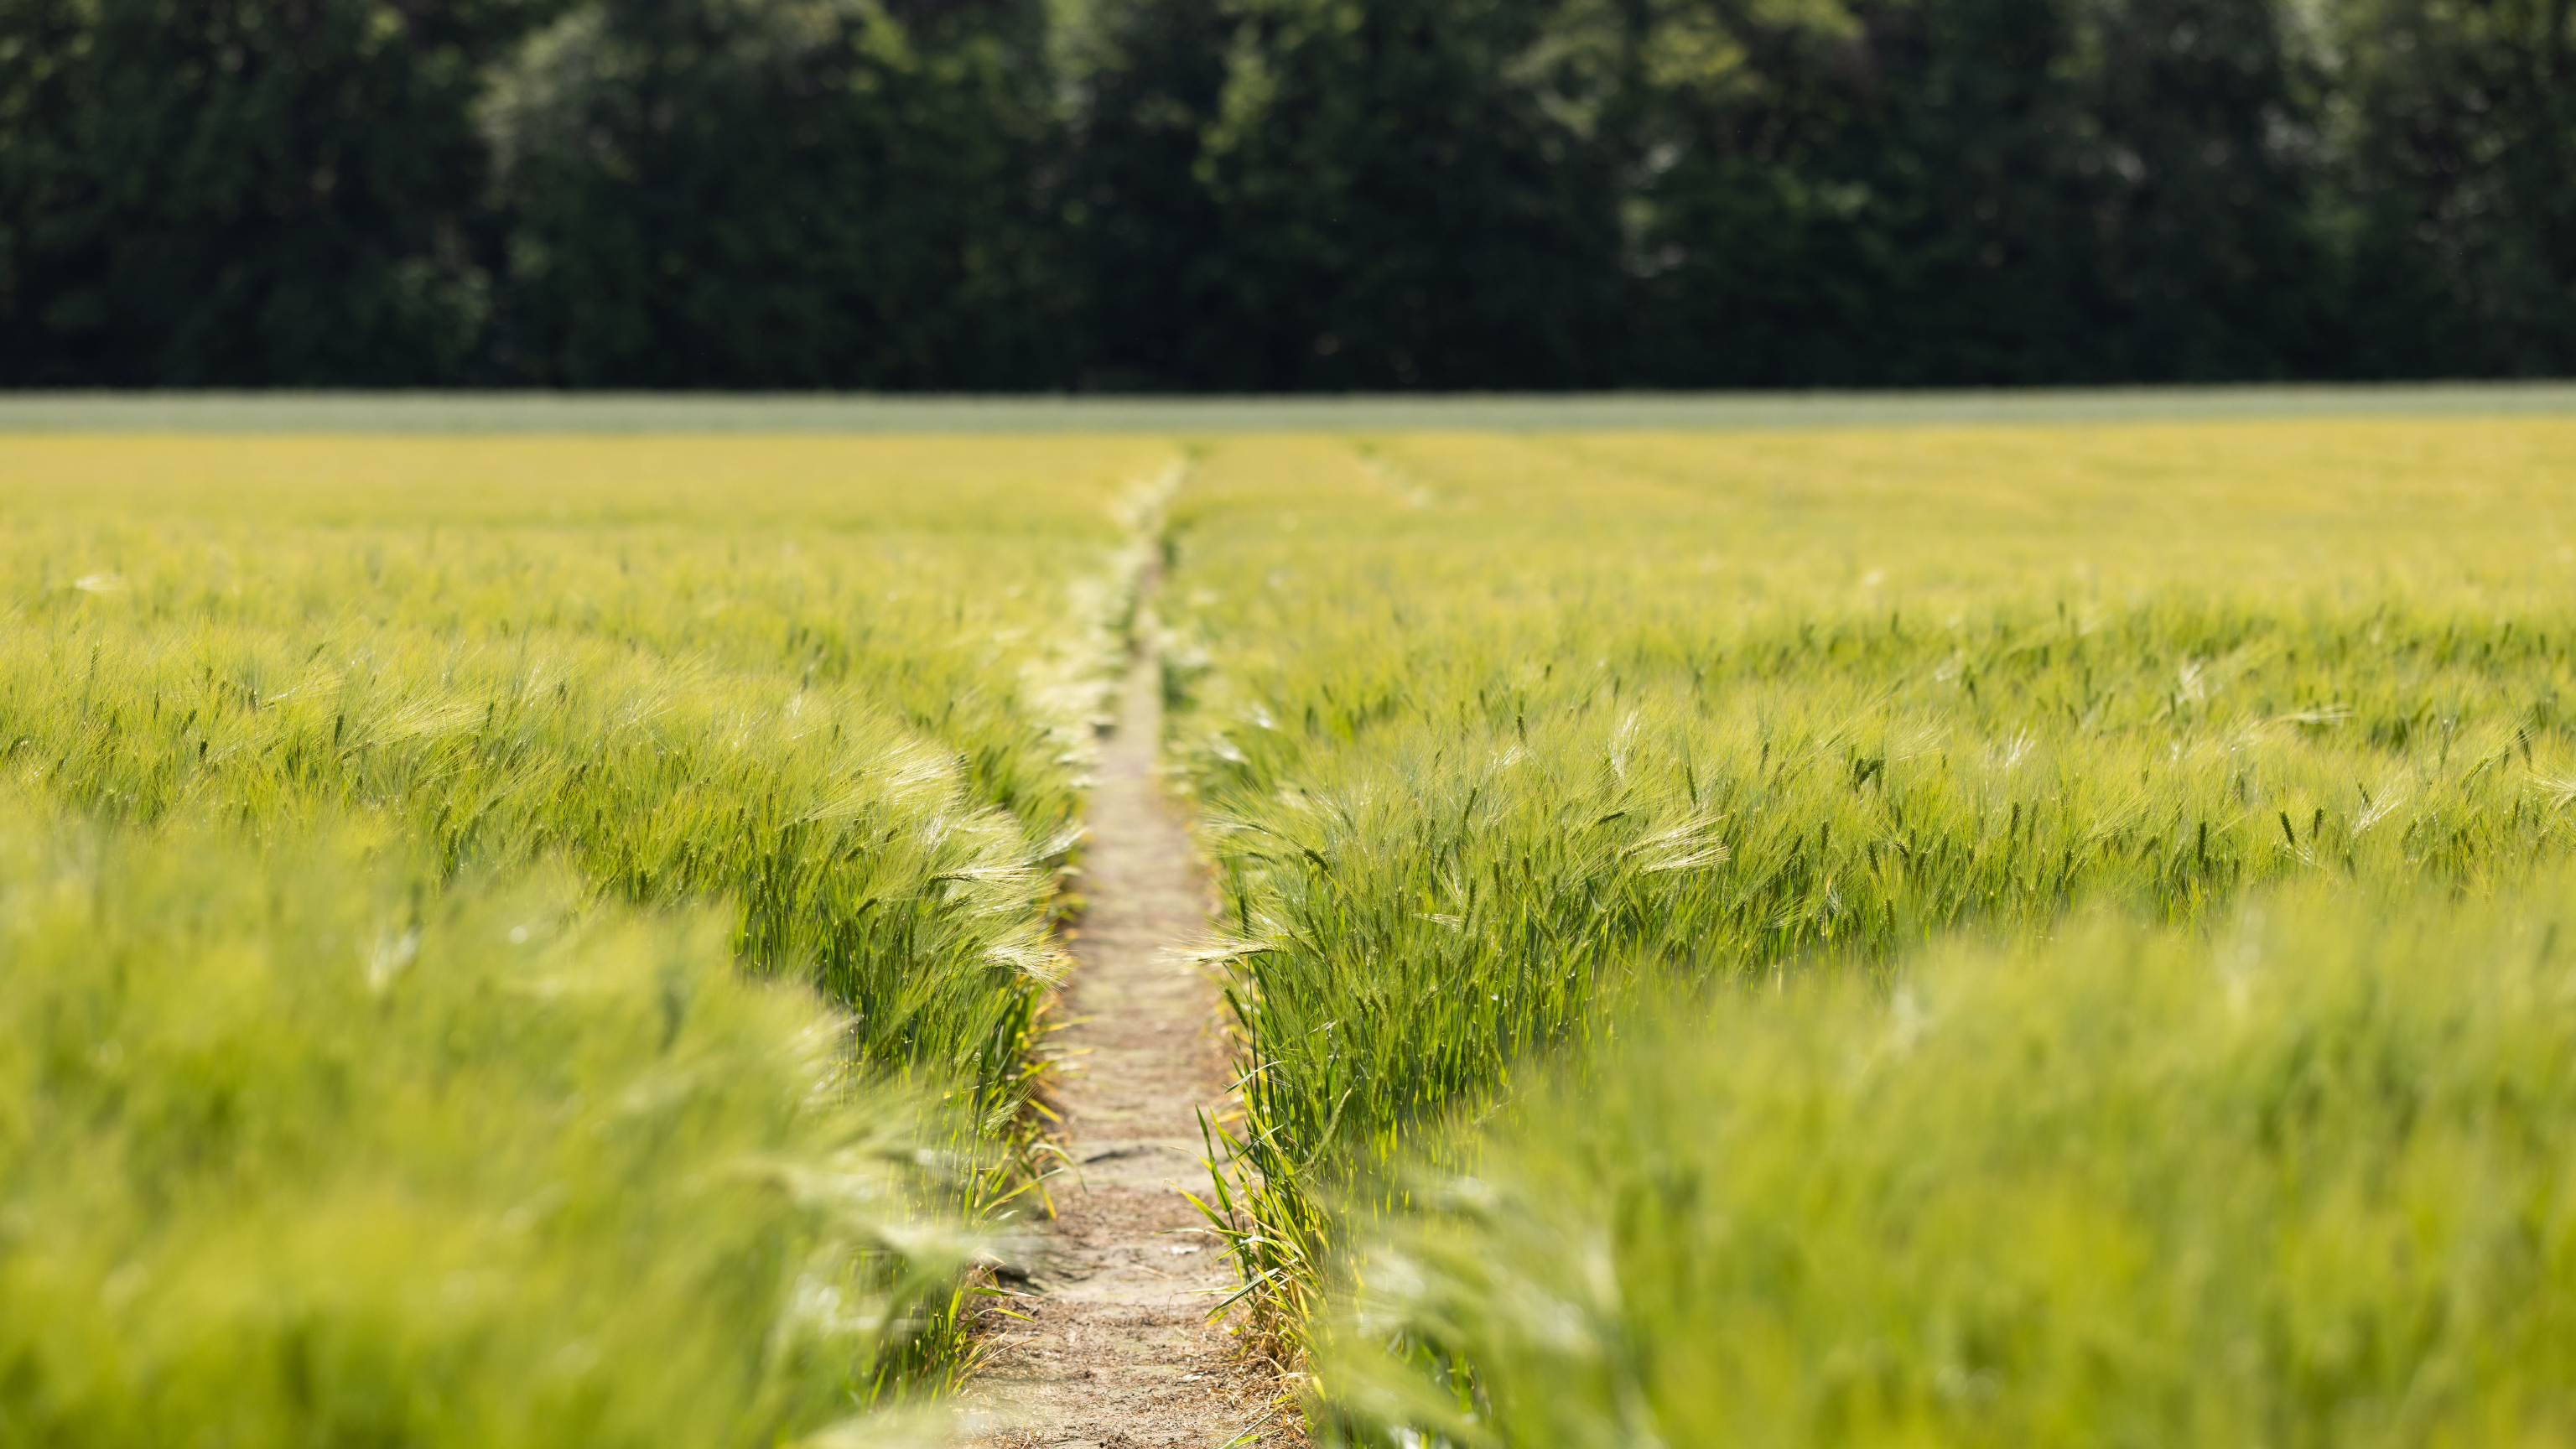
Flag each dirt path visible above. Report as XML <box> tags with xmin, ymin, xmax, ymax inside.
<box><xmin>957</xmin><ymin>611</ymin><xmax>1284</xmax><ymax>1449</ymax></box>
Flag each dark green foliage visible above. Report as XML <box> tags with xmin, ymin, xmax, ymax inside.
<box><xmin>1071</xmin><ymin>0</ymin><xmax>1628</xmax><ymax>388</ymax></box>
<box><xmin>1057</xmin><ymin>0</ymin><xmax>1238</xmax><ymax>388</ymax></box>
<box><xmin>0</xmin><ymin>0</ymin><xmax>2567</xmax><ymax>386</ymax></box>
<box><xmin>1622</xmin><ymin>0</ymin><xmax>2345</xmax><ymax>383</ymax></box>
<box><xmin>2327</xmin><ymin>0</ymin><xmax>2576</xmax><ymax>377</ymax></box>
<box><xmin>0</xmin><ymin>0</ymin><xmax>548</xmax><ymax>384</ymax></box>
<box><xmin>485</xmin><ymin>0</ymin><xmax>1071</xmax><ymax>386</ymax></box>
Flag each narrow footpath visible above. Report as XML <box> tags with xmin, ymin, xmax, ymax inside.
<box><xmin>958</xmin><ymin>614</ymin><xmax>1284</xmax><ymax>1448</ymax></box>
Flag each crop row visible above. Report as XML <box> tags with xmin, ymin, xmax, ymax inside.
<box><xmin>1320</xmin><ymin>877</ymin><xmax>2576</xmax><ymax>1445</ymax></box>
<box><xmin>0</xmin><ymin>436</ymin><xmax>1174</xmax><ymax>1444</ymax></box>
<box><xmin>1157</xmin><ymin>419</ymin><xmax>2576</xmax><ymax>1437</ymax></box>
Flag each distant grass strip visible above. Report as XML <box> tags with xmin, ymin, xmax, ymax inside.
<box><xmin>1</xmin><ymin>383</ymin><xmax>2572</xmax><ymax>434</ymax></box>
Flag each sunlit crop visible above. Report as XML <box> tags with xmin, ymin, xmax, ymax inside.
<box><xmin>14</xmin><ymin>413</ymin><xmax>2576</xmax><ymax>1444</ymax></box>
<box><xmin>1318</xmin><ymin>878</ymin><xmax>2576</xmax><ymax>1446</ymax></box>
<box><xmin>0</xmin><ymin>806</ymin><xmax>969</xmax><ymax>1446</ymax></box>
<box><xmin>0</xmin><ymin>434</ymin><xmax>1176</xmax><ymax>1441</ymax></box>
<box><xmin>1156</xmin><ymin>418</ymin><xmax>2576</xmax><ymax>1432</ymax></box>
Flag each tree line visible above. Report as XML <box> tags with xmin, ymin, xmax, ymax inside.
<box><xmin>1</xmin><ymin>0</ymin><xmax>2567</xmax><ymax>389</ymax></box>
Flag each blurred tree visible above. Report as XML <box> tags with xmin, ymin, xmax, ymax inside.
<box><xmin>484</xmin><ymin>0</ymin><xmax>1070</xmax><ymax>387</ymax></box>
<box><xmin>2327</xmin><ymin>0</ymin><xmax>2575</xmax><ymax>376</ymax></box>
<box><xmin>1626</xmin><ymin>0</ymin><xmax>2337</xmax><ymax>384</ymax></box>
<box><xmin>0</xmin><ymin>0</ymin><xmax>2562</xmax><ymax>388</ymax></box>
<box><xmin>1070</xmin><ymin>0</ymin><xmax>1628</xmax><ymax>389</ymax></box>
<box><xmin>1056</xmin><ymin>0</ymin><xmax>1234</xmax><ymax>388</ymax></box>
<box><xmin>2079</xmin><ymin>0</ymin><xmax>2340</xmax><ymax>377</ymax></box>
<box><xmin>1614</xmin><ymin>0</ymin><xmax>1940</xmax><ymax>383</ymax></box>
<box><xmin>0</xmin><ymin>0</ymin><xmax>545</xmax><ymax>384</ymax></box>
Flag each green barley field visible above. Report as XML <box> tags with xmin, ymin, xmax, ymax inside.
<box><xmin>5</xmin><ymin>394</ymin><xmax>2575</xmax><ymax>1445</ymax></box>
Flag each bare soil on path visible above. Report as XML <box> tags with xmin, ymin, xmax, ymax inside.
<box><xmin>956</xmin><ymin>620</ymin><xmax>1286</xmax><ymax>1449</ymax></box>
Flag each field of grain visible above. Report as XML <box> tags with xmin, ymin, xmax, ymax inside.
<box><xmin>1156</xmin><ymin>419</ymin><xmax>2576</xmax><ymax>1441</ymax></box>
<box><xmin>0</xmin><ymin>434</ymin><xmax>1174</xmax><ymax>1444</ymax></box>
<box><xmin>5</xmin><ymin>404</ymin><xmax>2573</xmax><ymax>1446</ymax></box>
